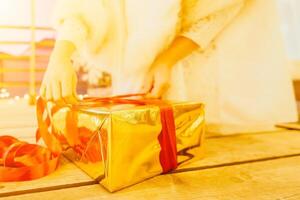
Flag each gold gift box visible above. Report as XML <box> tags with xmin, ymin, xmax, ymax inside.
<box><xmin>52</xmin><ymin>101</ymin><xmax>205</xmax><ymax>192</ymax></box>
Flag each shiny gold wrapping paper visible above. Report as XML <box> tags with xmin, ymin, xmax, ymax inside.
<box><xmin>52</xmin><ymin>102</ymin><xmax>205</xmax><ymax>192</ymax></box>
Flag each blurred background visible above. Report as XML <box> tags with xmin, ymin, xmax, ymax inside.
<box><xmin>0</xmin><ymin>0</ymin><xmax>299</xmax><ymax>104</ymax></box>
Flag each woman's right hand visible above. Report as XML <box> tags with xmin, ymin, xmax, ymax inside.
<box><xmin>40</xmin><ymin>41</ymin><xmax>78</xmax><ymax>104</ymax></box>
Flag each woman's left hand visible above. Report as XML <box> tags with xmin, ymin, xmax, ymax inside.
<box><xmin>141</xmin><ymin>37</ymin><xmax>199</xmax><ymax>98</ymax></box>
<box><xmin>142</xmin><ymin>59</ymin><xmax>172</xmax><ymax>98</ymax></box>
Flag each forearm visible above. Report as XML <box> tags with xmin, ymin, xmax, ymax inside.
<box><xmin>156</xmin><ymin>36</ymin><xmax>199</xmax><ymax>68</ymax></box>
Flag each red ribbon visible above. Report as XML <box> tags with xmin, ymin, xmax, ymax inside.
<box><xmin>0</xmin><ymin>94</ymin><xmax>178</xmax><ymax>182</ymax></box>
<box><xmin>158</xmin><ymin>105</ymin><xmax>178</xmax><ymax>173</ymax></box>
<box><xmin>0</xmin><ymin>136</ymin><xmax>59</xmax><ymax>182</ymax></box>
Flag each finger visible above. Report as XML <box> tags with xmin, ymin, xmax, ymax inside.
<box><xmin>63</xmin><ymin>95</ymin><xmax>78</xmax><ymax>105</ymax></box>
<box><xmin>61</xmin><ymin>79</ymin><xmax>73</xmax><ymax>99</ymax></box>
<box><xmin>54</xmin><ymin>99</ymin><xmax>66</xmax><ymax>106</ymax></box>
<box><xmin>141</xmin><ymin>76</ymin><xmax>154</xmax><ymax>94</ymax></box>
<box><xmin>62</xmin><ymin>79</ymin><xmax>78</xmax><ymax>105</ymax></box>
<box><xmin>39</xmin><ymin>84</ymin><xmax>46</xmax><ymax>99</ymax></box>
<box><xmin>52</xmin><ymin>81</ymin><xmax>62</xmax><ymax>101</ymax></box>
<box><xmin>149</xmin><ymin>82</ymin><xmax>170</xmax><ymax>99</ymax></box>
<box><xmin>72</xmin><ymin>75</ymin><xmax>78</xmax><ymax>100</ymax></box>
<box><xmin>46</xmin><ymin>84</ymin><xmax>53</xmax><ymax>101</ymax></box>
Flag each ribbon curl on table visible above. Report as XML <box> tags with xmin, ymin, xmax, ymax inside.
<box><xmin>0</xmin><ymin>135</ymin><xmax>59</xmax><ymax>182</ymax></box>
<box><xmin>0</xmin><ymin>94</ymin><xmax>178</xmax><ymax>182</ymax></box>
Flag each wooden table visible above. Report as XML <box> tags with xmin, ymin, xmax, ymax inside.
<box><xmin>1</xmin><ymin>100</ymin><xmax>300</xmax><ymax>200</ymax></box>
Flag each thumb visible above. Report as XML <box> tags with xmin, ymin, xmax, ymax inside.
<box><xmin>72</xmin><ymin>75</ymin><xmax>78</xmax><ymax>100</ymax></box>
<box><xmin>141</xmin><ymin>75</ymin><xmax>154</xmax><ymax>94</ymax></box>
<box><xmin>148</xmin><ymin>81</ymin><xmax>170</xmax><ymax>99</ymax></box>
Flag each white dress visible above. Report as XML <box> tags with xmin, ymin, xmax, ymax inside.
<box><xmin>53</xmin><ymin>0</ymin><xmax>298</xmax><ymax>134</ymax></box>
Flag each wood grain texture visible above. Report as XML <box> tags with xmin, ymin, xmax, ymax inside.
<box><xmin>0</xmin><ymin>157</ymin><xmax>95</xmax><ymax>198</ymax></box>
<box><xmin>1</xmin><ymin>128</ymin><xmax>300</xmax><ymax>198</ymax></box>
<box><xmin>1</xmin><ymin>130</ymin><xmax>299</xmax><ymax>198</ymax></box>
<box><xmin>178</xmin><ymin>130</ymin><xmax>300</xmax><ymax>171</ymax></box>
<box><xmin>276</xmin><ymin>122</ymin><xmax>300</xmax><ymax>131</ymax></box>
<box><xmin>3</xmin><ymin>156</ymin><xmax>300</xmax><ymax>200</ymax></box>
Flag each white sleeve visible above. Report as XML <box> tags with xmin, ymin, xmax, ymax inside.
<box><xmin>52</xmin><ymin>0</ymin><xmax>109</xmax><ymax>53</ymax></box>
<box><xmin>181</xmin><ymin>0</ymin><xmax>245</xmax><ymax>50</ymax></box>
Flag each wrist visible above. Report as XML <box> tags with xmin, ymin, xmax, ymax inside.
<box><xmin>154</xmin><ymin>36</ymin><xmax>199</xmax><ymax>70</ymax></box>
<box><xmin>154</xmin><ymin>54</ymin><xmax>176</xmax><ymax>70</ymax></box>
<box><xmin>52</xmin><ymin>40</ymin><xmax>76</xmax><ymax>61</ymax></box>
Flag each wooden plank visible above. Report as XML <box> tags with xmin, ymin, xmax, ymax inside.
<box><xmin>0</xmin><ymin>130</ymin><xmax>299</xmax><ymax>198</ymax></box>
<box><xmin>276</xmin><ymin>122</ymin><xmax>300</xmax><ymax>130</ymax></box>
<box><xmin>178</xmin><ymin>130</ymin><xmax>300</xmax><ymax>171</ymax></box>
<box><xmin>0</xmin><ymin>157</ymin><xmax>95</xmax><ymax>198</ymax></box>
<box><xmin>4</xmin><ymin>156</ymin><xmax>300</xmax><ymax>200</ymax></box>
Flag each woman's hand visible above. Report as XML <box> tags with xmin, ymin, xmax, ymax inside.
<box><xmin>141</xmin><ymin>36</ymin><xmax>199</xmax><ymax>99</ymax></box>
<box><xmin>40</xmin><ymin>41</ymin><xmax>78</xmax><ymax>104</ymax></box>
<box><xmin>142</xmin><ymin>59</ymin><xmax>172</xmax><ymax>98</ymax></box>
